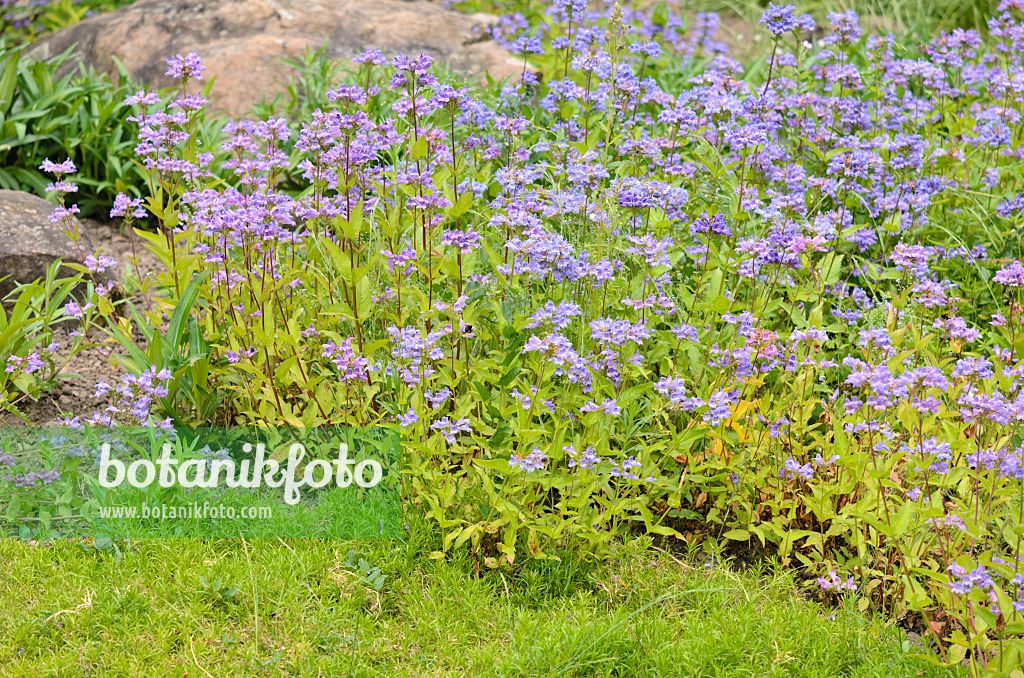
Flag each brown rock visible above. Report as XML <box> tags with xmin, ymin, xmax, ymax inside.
<box><xmin>29</xmin><ymin>0</ymin><xmax>523</xmax><ymax>116</ymax></box>
<box><xmin>0</xmin><ymin>190</ymin><xmax>99</xmax><ymax>301</ymax></box>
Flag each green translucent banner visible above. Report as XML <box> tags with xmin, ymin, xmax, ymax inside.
<box><xmin>0</xmin><ymin>427</ymin><xmax>402</xmax><ymax>539</ymax></box>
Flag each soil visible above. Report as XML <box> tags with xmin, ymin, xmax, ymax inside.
<box><xmin>1</xmin><ymin>218</ymin><xmax>165</xmax><ymax>428</ymax></box>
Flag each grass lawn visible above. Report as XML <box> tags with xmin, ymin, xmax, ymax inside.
<box><xmin>0</xmin><ymin>526</ymin><xmax>958</xmax><ymax>677</ymax></box>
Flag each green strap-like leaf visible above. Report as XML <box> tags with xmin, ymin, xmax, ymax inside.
<box><xmin>0</xmin><ymin>49</ymin><xmax>20</xmax><ymax>116</ymax></box>
<box><xmin>166</xmin><ymin>269</ymin><xmax>211</xmax><ymax>355</ymax></box>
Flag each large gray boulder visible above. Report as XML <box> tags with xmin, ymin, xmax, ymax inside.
<box><xmin>29</xmin><ymin>0</ymin><xmax>522</xmax><ymax>116</ymax></box>
<box><xmin>0</xmin><ymin>190</ymin><xmax>99</xmax><ymax>301</ymax></box>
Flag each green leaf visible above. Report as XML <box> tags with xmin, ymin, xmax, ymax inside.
<box><xmin>167</xmin><ymin>270</ymin><xmax>211</xmax><ymax>354</ymax></box>
<box><xmin>0</xmin><ymin>50</ymin><xmax>20</xmax><ymax>116</ymax></box>
<box><xmin>449</xmin><ymin>192</ymin><xmax>473</xmax><ymax>218</ymax></box>
<box><xmin>651</xmin><ymin>0</ymin><xmax>669</xmax><ymax>27</ymax></box>
<box><xmin>354</xmin><ymin>276</ymin><xmax>372</xmax><ymax>323</ymax></box>
<box><xmin>410</xmin><ymin>135</ymin><xmax>429</xmax><ymax>160</ymax></box>
<box><xmin>711</xmin><ymin>295</ymin><xmax>731</xmax><ymax>314</ymax></box>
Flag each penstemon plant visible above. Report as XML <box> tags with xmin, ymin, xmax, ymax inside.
<box><xmin>13</xmin><ymin>1</ymin><xmax>1024</xmax><ymax>673</ymax></box>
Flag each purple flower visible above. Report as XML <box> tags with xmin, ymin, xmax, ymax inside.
<box><xmin>327</xmin><ymin>84</ymin><xmax>368</xmax><ymax>105</ymax></box>
<box><xmin>951</xmin><ymin>356</ymin><xmax>994</xmax><ymax>380</ymax></box>
<box><xmin>398</xmin><ymin>408</ymin><xmax>419</xmax><ymax>427</ymax></box>
<box><xmin>124</xmin><ymin>90</ymin><xmax>162</xmax><ymax>107</ymax></box>
<box><xmin>818</xmin><ymin>569</ymin><xmax>856</xmax><ymax>591</ymax></box>
<box><xmin>889</xmin><ymin>242</ymin><xmax>932</xmax><ymax>277</ymax></box>
<box><xmin>629</xmin><ymin>41</ymin><xmax>662</xmax><ymax>58</ymax></box>
<box><xmin>48</xmin><ymin>204</ymin><xmax>80</xmax><ymax>224</ymax></box>
<box><xmin>6</xmin><ymin>352</ymin><xmax>45</xmax><ymax>375</ymax></box>
<box><xmin>425</xmin><ymin>387</ymin><xmax>452</xmax><ymax>409</ymax></box>
<box><xmin>655</xmin><ymin>376</ymin><xmax>687</xmax><ymax>406</ymax></box>
<box><xmin>929</xmin><ymin>516</ymin><xmax>967</xmax><ymax>532</ymax></box>
<box><xmin>441</xmin><ymin>228</ymin><xmax>482</xmax><ymax>254</ymax></box>
<box><xmin>45</xmin><ymin>181</ymin><xmax>78</xmax><ymax>194</ymax></box>
<box><xmin>858</xmin><ymin>327</ymin><xmax>892</xmax><ymax>351</ymax></box>
<box><xmin>510</xmin><ymin>447</ymin><xmax>547</xmax><ymax>472</ymax></box>
<box><xmin>780</xmin><ymin>456</ymin><xmax>814</xmax><ymax>481</ymax></box>
<box><xmin>93</xmin><ymin>380</ymin><xmax>110</xmax><ymax>398</ymax></box>
<box><xmin>703</xmin><ymin>389</ymin><xmax>737</xmax><ymax>427</ymax></box>
<box><xmin>825</xmin><ymin>9</ymin><xmax>860</xmax><ymax>44</ymax></box>
<box><xmin>110</xmin><ymin>193</ymin><xmax>148</xmax><ymax>220</ymax></box>
<box><xmin>164</xmin><ymin>52</ymin><xmax>205</xmax><ymax>81</ymax></box>
<box><xmin>948</xmin><ymin>564</ymin><xmax>994</xmax><ymax>595</ymax></box>
<box><xmin>609</xmin><ymin>456</ymin><xmax>643</xmax><ymax>480</ymax></box>
<box><xmin>565</xmin><ymin>445</ymin><xmax>600</xmax><ymax>469</ymax></box>
<box><xmin>84</xmin><ymin>253</ymin><xmax>118</xmax><ymax>273</ymax></box>
<box><xmin>39</xmin><ymin>158</ymin><xmax>76</xmax><ymax>175</ymax></box>
<box><xmin>63</xmin><ymin>300</ymin><xmax>93</xmax><ymax>318</ymax></box>
<box><xmin>322</xmin><ymin>338</ymin><xmax>369</xmax><ymax>383</ymax></box>
<box><xmin>353</xmin><ymin>48</ymin><xmax>388</xmax><ymax>65</ymax></box>
<box><xmin>759</xmin><ymin>3</ymin><xmax>813</xmax><ymax>35</ymax></box>
<box><xmin>581</xmin><ymin>399</ymin><xmax>621</xmax><ymax>416</ymax></box>
<box><xmin>901</xmin><ymin>436</ymin><xmax>953</xmax><ymax>474</ymax></box>
<box><xmin>589</xmin><ymin>318</ymin><xmax>652</xmax><ymax>346</ymax></box>
<box><xmin>995</xmin><ymin>261</ymin><xmax>1024</xmax><ymax>287</ymax></box>
<box><xmin>169</xmin><ymin>94</ymin><xmax>210</xmax><ymax>112</ymax></box>
<box><xmin>624</xmin><ymin>234</ymin><xmax>674</xmax><ymax>268</ymax></box>
<box><xmin>509</xmin><ymin>34</ymin><xmax>545</xmax><ymax>55</ymax></box>
<box><xmin>522</xmin><ymin>332</ymin><xmax>579</xmax><ymax>365</ymax></box>
<box><xmin>430</xmin><ymin>416</ymin><xmax>473</xmax><ymax>444</ymax></box>
<box><xmin>525</xmin><ymin>301</ymin><xmax>582</xmax><ymax>330</ymax></box>
<box><xmin>7</xmin><ymin>469</ymin><xmax>61</xmax><ymax>487</ymax></box>
<box><xmin>814</xmin><ymin>453</ymin><xmax>840</xmax><ymax>468</ymax></box>
<box><xmin>381</xmin><ymin>248</ymin><xmax>418</xmax><ymax>276</ymax></box>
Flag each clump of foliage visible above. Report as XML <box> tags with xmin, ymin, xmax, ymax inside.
<box><xmin>10</xmin><ymin>0</ymin><xmax>1024</xmax><ymax>673</ymax></box>
<box><xmin>0</xmin><ymin>0</ymin><xmax>135</xmax><ymax>47</ymax></box>
<box><xmin>0</xmin><ymin>46</ymin><xmax>155</xmax><ymax>215</ymax></box>
<box><xmin>0</xmin><ymin>262</ymin><xmax>76</xmax><ymax>415</ymax></box>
